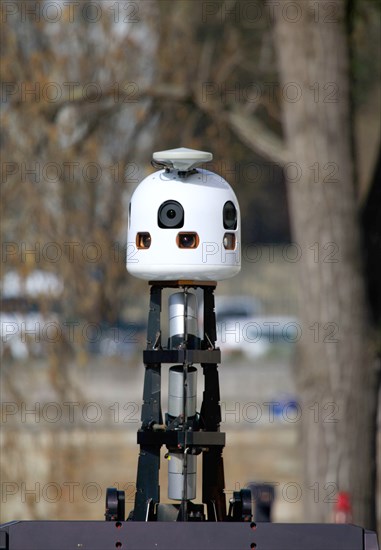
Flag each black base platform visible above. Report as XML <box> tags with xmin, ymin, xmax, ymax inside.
<box><xmin>0</xmin><ymin>521</ymin><xmax>379</xmax><ymax>550</ymax></box>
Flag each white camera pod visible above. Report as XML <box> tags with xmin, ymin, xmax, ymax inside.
<box><xmin>126</xmin><ymin>147</ymin><xmax>241</xmax><ymax>282</ymax></box>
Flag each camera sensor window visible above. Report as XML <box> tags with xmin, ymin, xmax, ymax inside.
<box><xmin>136</xmin><ymin>232</ymin><xmax>151</xmax><ymax>249</ymax></box>
<box><xmin>158</xmin><ymin>200</ymin><xmax>184</xmax><ymax>228</ymax></box>
<box><xmin>223</xmin><ymin>201</ymin><xmax>237</xmax><ymax>230</ymax></box>
<box><xmin>223</xmin><ymin>233</ymin><xmax>236</xmax><ymax>250</ymax></box>
<box><xmin>176</xmin><ymin>232</ymin><xmax>199</xmax><ymax>249</ymax></box>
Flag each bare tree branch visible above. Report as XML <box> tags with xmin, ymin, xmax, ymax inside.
<box><xmin>225</xmin><ymin>109</ymin><xmax>290</xmax><ymax>165</ymax></box>
<box><xmin>142</xmin><ymin>84</ymin><xmax>290</xmax><ymax>165</ymax></box>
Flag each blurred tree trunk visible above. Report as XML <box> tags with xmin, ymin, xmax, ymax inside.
<box><xmin>272</xmin><ymin>0</ymin><xmax>377</xmax><ymax>528</ymax></box>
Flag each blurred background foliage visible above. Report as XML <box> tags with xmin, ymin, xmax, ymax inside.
<box><xmin>1</xmin><ymin>0</ymin><xmax>379</xmax><ymax>325</ymax></box>
<box><xmin>1</xmin><ymin>0</ymin><xmax>380</xmax><ymax>529</ymax></box>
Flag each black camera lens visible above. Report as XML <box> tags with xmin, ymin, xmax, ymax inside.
<box><xmin>180</xmin><ymin>235</ymin><xmax>195</xmax><ymax>248</ymax></box>
<box><xmin>177</xmin><ymin>232</ymin><xmax>199</xmax><ymax>249</ymax></box>
<box><xmin>158</xmin><ymin>200</ymin><xmax>184</xmax><ymax>228</ymax></box>
<box><xmin>223</xmin><ymin>201</ymin><xmax>237</xmax><ymax>230</ymax></box>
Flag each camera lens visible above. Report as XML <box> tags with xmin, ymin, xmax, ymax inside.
<box><xmin>177</xmin><ymin>232</ymin><xmax>199</xmax><ymax>249</ymax></box>
<box><xmin>223</xmin><ymin>232</ymin><xmax>236</xmax><ymax>250</ymax></box>
<box><xmin>223</xmin><ymin>201</ymin><xmax>237</xmax><ymax>230</ymax></box>
<box><xmin>158</xmin><ymin>200</ymin><xmax>184</xmax><ymax>228</ymax></box>
<box><xmin>136</xmin><ymin>232</ymin><xmax>151</xmax><ymax>249</ymax></box>
<box><xmin>180</xmin><ymin>235</ymin><xmax>195</xmax><ymax>248</ymax></box>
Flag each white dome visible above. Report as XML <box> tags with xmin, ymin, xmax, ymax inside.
<box><xmin>127</xmin><ymin>150</ymin><xmax>241</xmax><ymax>281</ymax></box>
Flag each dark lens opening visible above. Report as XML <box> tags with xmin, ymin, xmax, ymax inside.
<box><xmin>136</xmin><ymin>232</ymin><xmax>151</xmax><ymax>249</ymax></box>
<box><xmin>223</xmin><ymin>201</ymin><xmax>237</xmax><ymax>230</ymax></box>
<box><xmin>158</xmin><ymin>200</ymin><xmax>184</xmax><ymax>228</ymax></box>
<box><xmin>223</xmin><ymin>232</ymin><xmax>236</xmax><ymax>250</ymax></box>
<box><xmin>177</xmin><ymin>232</ymin><xmax>199</xmax><ymax>249</ymax></box>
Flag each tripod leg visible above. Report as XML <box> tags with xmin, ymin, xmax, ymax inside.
<box><xmin>203</xmin><ymin>446</ymin><xmax>227</xmax><ymax>521</ymax></box>
<box><xmin>132</xmin><ymin>285</ymin><xmax>163</xmax><ymax>521</ymax></box>
<box><xmin>200</xmin><ymin>286</ymin><xmax>227</xmax><ymax>521</ymax></box>
<box><xmin>133</xmin><ymin>445</ymin><xmax>161</xmax><ymax>521</ymax></box>
<box><xmin>200</xmin><ymin>364</ymin><xmax>226</xmax><ymax>521</ymax></box>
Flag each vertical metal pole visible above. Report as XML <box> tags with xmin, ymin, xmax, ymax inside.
<box><xmin>132</xmin><ymin>284</ymin><xmax>163</xmax><ymax>521</ymax></box>
<box><xmin>180</xmin><ymin>288</ymin><xmax>189</xmax><ymax>521</ymax></box>
<box><xmin>200</xmin><ymin>285</ymin><xmax>227</xmax><ymax>521</ymax></box>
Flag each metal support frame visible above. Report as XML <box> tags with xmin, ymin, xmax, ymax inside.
<box><xmin>1</xmin><ymin>283</ymin><xmax>379</xmax><ymax>548</ymax></box>
<box><xmin>131</xmin><ymin>281</ymin><xmax>228</xmax><ymax>522</ymax></box>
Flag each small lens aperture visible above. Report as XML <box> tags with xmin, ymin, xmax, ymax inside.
<box><xmin>158</xmin><ymin>200</ymin><xmax>184</xmax><ymax>228</ymax></box>
<box><xmin>136</xmin><ymin>232</ymin><xmax>151</xmax><ymax>249</ymax></box>
<box><xmin>177</xmin><ymin>232</ymin><xmax>199</xmax><ymax>249</ymax></box>
<box><xmin>223</xmin><ymin>232</ymin><xmax>235</xmax><ymax>250</ymax></box>
<box><xmin>223</xmin><ymin>201</ymin><xmax>237</xmax><ymax>230</ymax></box>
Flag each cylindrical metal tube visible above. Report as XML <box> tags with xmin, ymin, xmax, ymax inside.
<box><xmin>168</xmin><ymin>291</ymin><xmax>200</xmax><ymax>348</ymax></box>
<box><xmin>168</xmin><ymin>452</ymin><xmax>197</xmax><ymax>501</ymax></box>
<box><xmin>168</xmin><ymin>365</ymin><xmax>197</xmax><ymax>419</ymax></box>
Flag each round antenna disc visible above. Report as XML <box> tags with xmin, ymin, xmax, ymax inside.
<box><xmin>153</xmin><ymin>147</ymin><xmax>213</xmax><ymax>171</ymax></box>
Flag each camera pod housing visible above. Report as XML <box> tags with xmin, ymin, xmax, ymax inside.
<box><xmin>127</xmin><ymin>148</ymin><xmax>241</xmax><ymax>281</ymax></box>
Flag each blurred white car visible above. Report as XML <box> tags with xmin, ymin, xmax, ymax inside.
<box><xmin>216</xmin><ymin>316</ymin><xmax>299</xmax><ymax>359</ymax></box>
<box><xmin>1</xmin><ymin>270</ymin><xmax>63</xmax><ymax>359</ymax></box>
<box><xmin>0</xmin><ymin>311</ymin><xmax>59</xmax><ymax>359</ymax></box>
<box><xmin>214</xmin><ymin>295</ymin><xmax>262</xmax><ymax>323</ymax></box>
